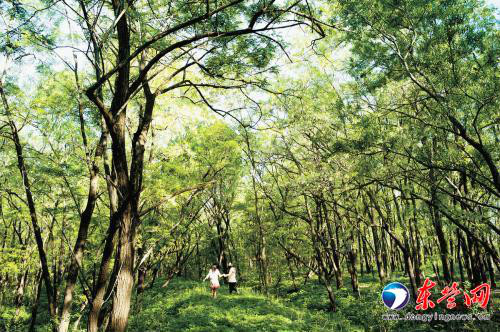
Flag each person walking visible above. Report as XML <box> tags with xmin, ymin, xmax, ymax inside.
<box><xmin>224</xmin><ymin>262</ymin><xmax>238</xmax><ymax>294</ymax></box>
<box><xmin>203</xmin><ymin>264</ymin><xmax>222</xmax><ymax>298</ymax></box>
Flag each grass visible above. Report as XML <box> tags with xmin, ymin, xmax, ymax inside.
<box><xmin>128</xmin><ymin>279</ymin><xmax>359</xmax><ymax>332</ymax></box>
<box><xmin>2</xmin><ymin>273</ymin><xmax>499</xmax><ymax>331</ymax></box>
<box><xmin>129</xmin><ymin>275</ymin><xmax>500</xmax><ymax>332</ymax></box>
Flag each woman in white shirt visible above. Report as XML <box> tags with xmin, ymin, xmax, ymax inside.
<box><xmin>203</xmin><ymin>264</ymin><xmax>222</xmax><ymax>298</ymax></box>
<box><xmin>225</xmin><ymin>262</ymin><xmax>238</xmax><ymax>294</ymax></box>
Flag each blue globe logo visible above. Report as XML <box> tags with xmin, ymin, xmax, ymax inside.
<box><xmin>381</xmin><ymin>282</ymin><xmax>410</xmax><ymax>310</ymax></box>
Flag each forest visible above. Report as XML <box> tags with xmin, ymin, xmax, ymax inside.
<box><xmin>0</xmin><ymin>0</ymin><xmax>499</xmax><ymax>331</ymax></box>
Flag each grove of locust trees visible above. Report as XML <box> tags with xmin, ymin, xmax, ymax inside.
<box><xmin>0</xmin><ymin>0</ymin><xmax>499</xmax><ymax>331</ymax></box>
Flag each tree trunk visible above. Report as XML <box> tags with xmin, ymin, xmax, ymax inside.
<box><xmin>14</xmin><ymin>269</ymin><xmax>28</xmax><ymax>317</ymax></box>
<box><xmin>108</xmin><ymin>205</ymin><xmax>135</xmax><ymax>332</ymax></box>
<box><xmin>28</xmin><ymin>271</ymin><xmax>43</xmax><ymax>332</ymax></box>
<box><xmin>347</xmin><ymin>242</ymin><xmax>360</xmax><ymax>297</ymax></box>
<box><xmin>59</xmin><ymin>125</ymin><xmax>106</xmax><ymax>332</ymax></box>
<box><xmin>1</xmin><ymin>79</ymin><xmax>57</xmax><ymax>326</ymax></box>
<box><xmin>365</xmin><ymin>200</ymin><xmax>386</xmax><ymax>284</ymax></box>
<box><xmin>429</xmin><ymin>139</ymin><xmax>451</xmax><ymax>283</ymax></box>
<box><xmin>87</xmin><ymin>185</ymin><xmax>118</xmax><ymax>332</ymax></box>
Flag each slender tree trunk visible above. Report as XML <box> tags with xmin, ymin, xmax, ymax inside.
<box><xmin>357</xmin><ymin>230</ymin><xmax>364</xmax><ymax>276</ymax></box>
<box><xmin>381</xmin><ymin>232</ymin><xmax>390</xmax><ymax>279</ymax></box>
<box><xmin>467</xmin><ymin>235</ymin><xmax>481</xmax><ymax>286</ymax></box>
<box><xmin>410</xmin><ymin>196</ymin><xmax>422</xmax><ymax>286</ymax></box>
<box><xmin>365</xmin><ymin>199</ymin><xmax>386</xmax><ymax>284</ymax></box>
<box><xmin>149</xmin><ymin>265</ymin><xmax>159</xmax><ymax>289</ymax></box>
<box><xmin>285</xmin><ymin>253</ymin><xmax>298</xmax><ymax>291</ymax></box>
<box><xmin>329</xmin><ymin>205</ymin><xmax>343</xmax><ymax>289</ymax></box>
<box><xmin>28</xmin><ymin>271</ymin><xmax>43</xmax><ymax>332</ymax></box>
<box><xmin>72</xmin><ymin>301</ymin><xmax>88</xmax><ymax>332</ymax></box>
<box><xmin>323</xmin><ymin>280</ymin><xmax>337</xmax><ymax>312</ymax></box>
<box><xmin>457</xmin><ymin>230</ymin><xmax>465</xmax><ymax>283</ymax></box>
<box><xmin>486</xmin><ymin>255</ymin><xmax>497</xmax><ymax>288</ymax></box>
<box><xmin>87</xmin><ymin>218</ymin><xmax>118</xmax><ymax>332</ymax></box>
<box><xmin>59</xmin><ymin>132</ymin><xmax>106</xmax><ymax>332</ymax></box>
<box><xmin>347</xmin><ymin>236</ymin><xmax>360</xmax><ymax>297</ymax></box>
<box><xmin>136</xmin><ymin>247</ymin><xmax>146</xmax><ymax>296</ymax></box>
<box><xmin>391</xmin><ymin>190</ymin><xmax>417</xmax><ymax>297</ymax></box>
<box><xmin>459</xmin><ymin>232</ymin><xmax>473</xmax><ymax>284</ymax></box>
<box><xmin>361</xmin><ymin>234</ymin><xmax>371</xmax><ymax>274</ymax></box>
<box><xmin>14</xmin><ymin>269</ymin><xmax>28</xmax><ymax>317</ymax></box>
<box><xmin>1</xmin><ymin>79</ymin><xmax>57</xmax><ymax>326</ymax></box>
<box><xmin>429</xmin><ymin>139</ymin><xmax>451</xmax><ymax>283</ymax></box>
<box><xmin>87</xmin><ymin>124</ymin><xmax>118</xmax><ymax>332</ymax></box>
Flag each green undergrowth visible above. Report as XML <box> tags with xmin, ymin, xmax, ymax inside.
<box><xmin>129</xmin><ymin>275</ymin><xmax>499</xmax><ymax>332</ymax></box>
<box><xmin>2</xmin><ymin>274</ymin><xmax>498</xmax><ymax>332</ymax></box>
<box><xmin>128</xmin><ymin>278</ymin><xmax>360</xmax><ymax>332</ymax></box>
